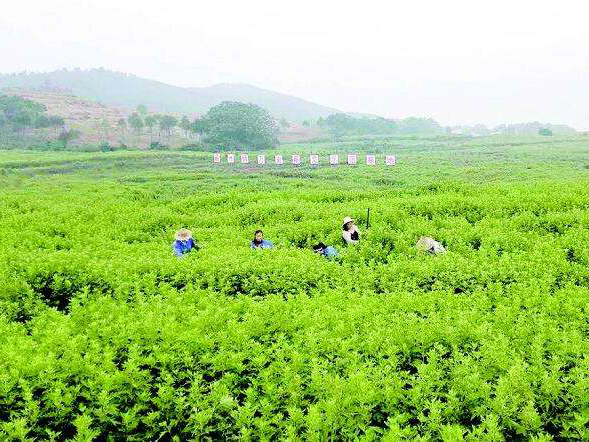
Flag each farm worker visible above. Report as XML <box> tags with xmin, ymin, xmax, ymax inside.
<box><xmin>251</xmin><ymin>230</ymin><xmax>274</xmax><ymax>249</ymax></box>
<box><xmin>342</xmin><ymin>216</ymin><xmax>361</xmax><ymax>245</ymax></box>
<box><xmin>313</xmin><ymin>242</ymin><xmax>339</xmax><ymax>258</ymax></box>
<box><xmin>416</xmin><ymin>236</ymin><xmax>446</xmax><ymax>255</ymax></box>
<box><xmin>173</xmin><ymin>228</ymin><xmax>196</xmax><ymax>258</ymax></box>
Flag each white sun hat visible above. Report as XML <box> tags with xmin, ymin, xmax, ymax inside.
<box><xmin>342</xmin><ymin>216</ymin><xmax>354</xmax><ymax>227</ymax></box>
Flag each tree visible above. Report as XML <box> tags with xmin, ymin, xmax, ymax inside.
<box><xmin>158</xmin><ymin>115</ymin><xmax>177</xmax><ymax>138</ymax></box>
<box><xmin>58</xmin><ymin>129</ymin><xmax>80</xmax><ymax>148</ymax></box>
<box><xmin>144</xmin><ymin>115</ymin><xmax>156</xmax><ymax>135</ymax></box>
<box><xmin>179</xmin><ymin>115</ymin><xmax>191</xmax><ymax>137</ymax></box>
<box><xmin>189</xmin><ymin>118</ymin><xmax>205</xmax><ymax>140</ymax></box>
<box><xmin>13</xmin><ymin>112</ymin><xmax>31</xmax><ymax>135</ymax></box>
<box><xmin>117</xmin><ymin>118</ymin><xmax>127</xmax><ymax>138</ymax></box>
<box><xmin>100</xmin><ymin>118</ymin><xmax>110</xmax><ymax>137</ymax></box>
<box><xmin>136</xmin><ymin>104</ymin><xmax>148</xmax><ymax>116</ymax></box>
<box><xmin>539</xmin><ymin>128</ymin><xmax>553</xmax><ymax>136</ymax></box>
<box><xmin>302</xmin><ymin>120</ymin><xmax>310</xmax><ymax>127</ymax></box>
<box><xmin>127</xmin><ymin>112</ymin><xmax>144</xmax><ymax>135</ymax></box>
<box><xmin>0</xmin><ymin>94</ymin><xmax>55</xmax><ymax>136</ymax></box>
<box><xmin>49</xmin><ymin>116</ymin><xmax>65</xmax><ymax>134</ymax></box>
<box><xmin>280</xmin><ymin>118</ymin><xmax>290</xmax><ymax>128</ymax></box>
<box><xmin>34</xmin><ymin>115</ymin><xmax>51</xmax><ymax>129</ymax></box>
<box><xmin>200</xmin><ymin>101</ymin><xmax>279</xmax><ymax>150</ymax></box>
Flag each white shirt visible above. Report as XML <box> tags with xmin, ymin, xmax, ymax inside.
<box><xmin>342</xmin><ymin>226</ymin><xmax>360</xmax><ymax>244</ymax></box>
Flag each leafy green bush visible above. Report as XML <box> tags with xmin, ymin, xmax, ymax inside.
<box><xmin>1</xmin><ymin>139</ymin><xmax>589</xmax><ymax>439</ymax></box>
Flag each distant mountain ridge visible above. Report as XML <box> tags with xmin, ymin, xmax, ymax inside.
<box><xmin>0</xmin><ymin>68</ymin><xmax>340</xmax><ymax>122</ymax></box>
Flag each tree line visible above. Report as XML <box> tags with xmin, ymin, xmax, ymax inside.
<box><xmin>317</xmin><ymin>113</ymin><xmax>444</xmax><ymax>138</ymax></box>
<box><xmin>120</xmin><ymin>101</ymin><xmax>280</xmax><ymax>150</ymax></box>
<box><xmin>0</xmin><ymin>94</ymin><xmax>64</xmax><ymax>134</ymax></box>
<box><xmin>0</xmin><ymin>94</ymin><xmax>82</xmax><ymax>148</ymax></box>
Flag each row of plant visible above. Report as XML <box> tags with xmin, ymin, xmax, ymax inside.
<box><xmin>1</xmin><ymin>147</ymin><xmax>589</xmax><ymax>439</ymax></box>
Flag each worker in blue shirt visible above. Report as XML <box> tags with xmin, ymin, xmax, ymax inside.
<box><xmin>173</xmin><ymin>228</ymin><xmax>198</xmax><ymax>258</ymax></box>
<box><xmin>313</xmin><ymin>242</ymin><xmax>338</xmax><ymax>258</ymax></box>
<box><xmin>251</xmin><ymin>230</ymin><xmax>274</xmax><ymax>249</ymax></box>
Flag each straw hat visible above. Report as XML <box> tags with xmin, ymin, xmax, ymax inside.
<box><xmin>175</xmin><ymin>228</ymin><xmax>192</xmax><ymax>241</ymax></box>
<box><xmin>342</xmin><ymin>216</ymin><xmax>354</xmax><ymax>228</ymax></box>
<box><xmin>416</xmin><ymin>236</ymin><xmax>434</xmax><ymax>251</ymax></box>
<box><xmin>416</xmin><ymin>236</ymin><xmax>446</xmax><ymax>254</ymax></box>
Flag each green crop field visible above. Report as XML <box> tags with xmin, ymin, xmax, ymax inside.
<box><xmin>1</xmin><ymin>135</ymin><xmax>589</xmax><ymax>440</ymax></box>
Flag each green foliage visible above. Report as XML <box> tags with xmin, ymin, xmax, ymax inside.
<box><xmin>98</xmin><ymin>142</ymin><xmax>115</xmax><ymax>152</ymax></box>
<box><xmin>397</xmin><ymin>117</ymin><xmax>443</xmax><ymax>135</ymax></box>
<box><xmin>33</xmin><ymin>114</ymin><xmax>51</xmax><ymax>129</ymax></box>
<box><xmin>0</xmin><ymin>94</ymin><xmax>58</xmax><ymax>134</ymax></box>
<box><xmin>136</xmin><ymin>104</ymin><xmax>148</xmax><ymax>116</ymax></box>
<box><xmin>189</xmin><ymin>118</ymin><xmax>205</xmax><ymax>137</ymax></box>
<box><xmin>149</xmin><ymin>141</ymin><xmax>168</xmax><ymax>150</ymax></box>
<box><xmin>1</xmin><ymin>139</ymin><xmax>589</xmax><ymax>439</ymax></box>
<box><xmin>157</xmin><ymin>115</ymin><xmax>177</xmax><ymax>138</ymax></box>
<box><xmin>495</xmin><ymin>122</ymin><xmax>574</xmax><ymax>135</ymax></box>
<box><xmin>538</xmin><ymin>128</ymin><xmax>553</xmax><ymax>136</ymax></box>
<box><xmin>201</xmin><ymin>101</ymin><xmax>279</xmax><ymax>150</ymax></box>
<box><xmin>179</xmin><ymin>115</ymin><xmax>190</xmax><ymax>130</ymax></box>
<box><xmin>323</xmin><ymin>113</ymin><xmax>443</xmax><ymax>138</ymax></box>
<box><xmin>143</xmin><ymin>115</ymin><xmax>156</xmax><ymax>133</ymax></box>
<box><xmin>57</xmin><ymin>129</ymin><xmax>81</xmax><ymax>148</ymax></box>
<box><xmin>49</xmin><ymin>115</ymin><xmax>65</xmax><ymax>130</ymax></box>
<box><xmin>325</xmin><ymin>113</ymin><xmax>397</xmax><ymax>138</ymax></box>
<box><xmin>127</xmin><ymin>112</ymin><xmax>144</xmax><ymax>135</ymax></box>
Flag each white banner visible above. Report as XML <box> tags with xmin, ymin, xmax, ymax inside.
<box><xmin>217</xmin><ymin>153</ymin><xmax>395</xmax><ymax>167</ymax></box>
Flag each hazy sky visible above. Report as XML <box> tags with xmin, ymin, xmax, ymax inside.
<box><xmin>1</xmin><ymin>0</ymin><xmax>589</xmax><ymax>129</ymax></box>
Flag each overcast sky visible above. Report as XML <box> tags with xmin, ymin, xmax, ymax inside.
<box><xmin>1</xmin><ymin>0</ymin><xmax>588</xmax><ymax>129</ymax></box>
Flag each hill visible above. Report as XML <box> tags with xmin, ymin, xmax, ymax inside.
<box><xmin>0</xmin><ymin>69</ymin><xmax>340</xmax><ymax>122</ymax></box>
<box><xmin>1</xmin><ymin>88</ymin><xmax>326</xmax><ymax>147</ymax></box>
<box><xmin>2</xmin><ymin>88</ymin><xmax>135</xmax><ymax>146</ymax></box>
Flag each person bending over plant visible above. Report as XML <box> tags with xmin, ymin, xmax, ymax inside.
<box><xmin>416</xmin><ymin>236</ymin><xmax>446</xmax><ymax>255</ymax></box>
<box><xmin>313</xmin><ymin>242</ymin><xmax>339</xmax><ymax>258</ymax></box>
<box><xmin>251</xmin><ymin>230</ymin><xmax>274</xmax><ymax>249</ymax></box>
<box><xmin>342</xmin><ymin>216</ymin><xmax>361</xmax><ymax>245</ymax></box>
<box><xmin>173</xmin><ymin>228</ymin><xmax>197</xmax><ymax>258</ymax></box>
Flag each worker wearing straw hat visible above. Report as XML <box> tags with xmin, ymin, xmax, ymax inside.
<box><xmin>173</xmin><ymin>228</ymin><xmax>197</xmax><ymax>258</ymax></box>
<box><xmin>342</xmin><ymin>216</ymin><xmax>361</xmax><ymax>245</ymax></box>
<box><xmin>416</xmin><ymin>236</ymin><xmax>446</xmax><ymax>255</ymax></box>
